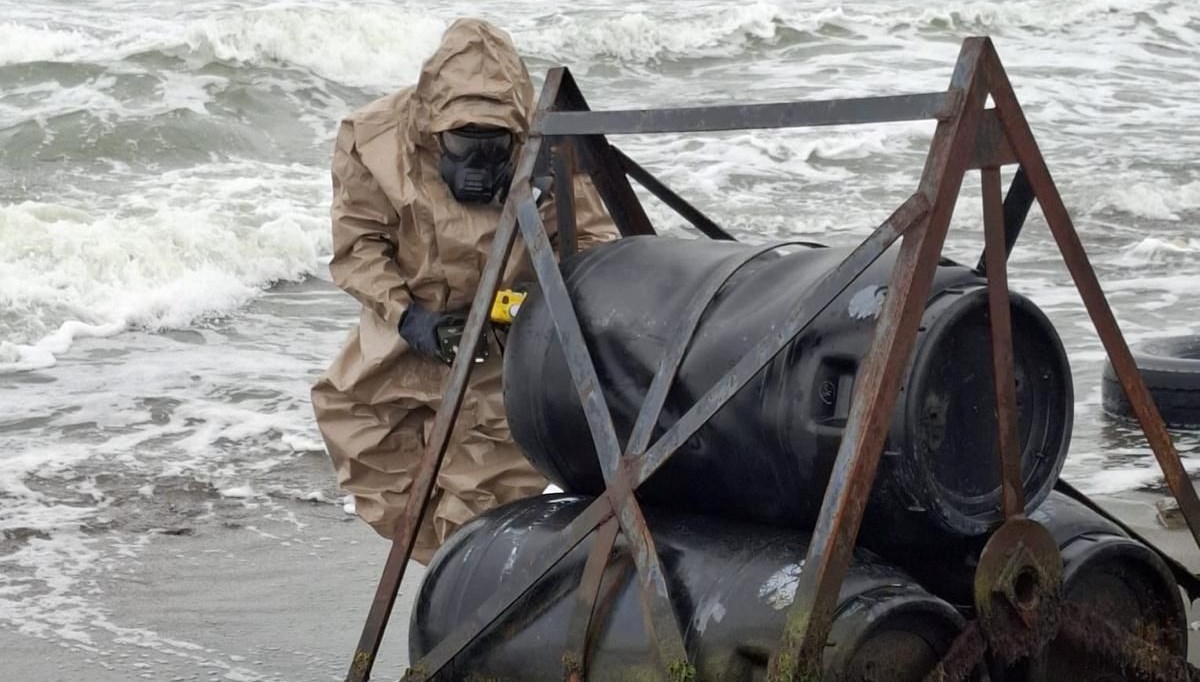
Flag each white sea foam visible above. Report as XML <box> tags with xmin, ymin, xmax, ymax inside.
<box><xmin>516</xmin><ymin>3</ymin><xmax>789</xmax><ymax>65</ymax></box>
<box><xmin>1113</xmin><ymin>236</ymin><xmax>1200</xmax><ymax>267</ymax></box>
<box><xmin>183</xmin><ymin>6</ymin><xmax>446</xmax><ymax>90</ymax></box>
<box><xmin>1095</xmin><ymin>180</ymin><xmax>1200</xmax><ymax>222</ymax></box>
<box><xmin>0</xmin><ymin>163</ymin><xmax>328</xmax><ymax>373</ymax></box>
<box><xmin>0</xmin><ymin>21</ymin><xmax>98</xmax><ymax>65</ymax></box>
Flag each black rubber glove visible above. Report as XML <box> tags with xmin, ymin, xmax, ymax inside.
<box><xmin>398</xmin><ymin>302</ymin><xmax>442</xmax><ymax>359</ymax></box>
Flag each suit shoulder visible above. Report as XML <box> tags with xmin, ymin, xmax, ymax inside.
<box><xmin>343</xmin><ymin>88</ymin><xmax>415</xmax><ymax>147</ymax></box>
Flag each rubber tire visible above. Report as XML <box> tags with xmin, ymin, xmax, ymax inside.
<box><xmin>1102</xmin><ymin>336</ymin><xmax>1200</xmax><ymax>429</ymax></box>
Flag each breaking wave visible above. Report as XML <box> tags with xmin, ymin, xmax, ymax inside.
<box><xmin>0</xmin><ymin>164</ymin><xmax>328</xmax><ymax>372</ymax></box>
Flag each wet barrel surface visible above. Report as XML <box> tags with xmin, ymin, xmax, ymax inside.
<box><xmin>504</xmin><ymin>236</ymin><xmax>1073</xmax><ymax>542</ymax></box>
<box><xmin>1039</xmin><ymin>494</ymin><xmax>1187</xmax><ymax>680</ymax></box>
<box><xmin>410</xmin><ymin>494</ymin><xmax>965</xmax><ymax>682</ymax></box>
<box><xmin>899</xmin><ymin>491</ymin><xmax>1187</xmax><ymax>679</ymax></box>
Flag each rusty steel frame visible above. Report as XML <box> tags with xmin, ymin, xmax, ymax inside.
<box><xmin>340</xmin><ymin>36</ymin><xmax>1200</xmax><ymax>682</ymax></box>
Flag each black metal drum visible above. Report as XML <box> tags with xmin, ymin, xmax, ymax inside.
<box><xmin>504</xmin><ymin>236</ymin><xmax>1073</xmax><ymax>542</ymax></box>
<box><xmin>410</xmin><ymin>494</ymin><xmax>966</xmax><ymax>682</ymax></box>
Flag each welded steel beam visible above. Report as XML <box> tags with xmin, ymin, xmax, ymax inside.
<box><xmin>968</xmin><ymin>110</ymin><xmax>1017</xmax><ymax>170</ymax></box>
<box><xmin>985</xmin><ymin>46</ymin><xmax>1200</xmax><ymax>550</ymax></box>
<box><xmin>766</xmin><ymin>37</ymin><xmax>991</xmax><ymax>682</ymax></box>
<box><xmin>385</xmin><ymin>35</ymin><xmax>1200</xmax><ymax>682</ymax></box>
<box><xmin>555</xmin><ymin>70</ymin><xmax>656</xmax><ymax>238</ymax></box>
<box><xmin>552</xmin><ymin>141</ymin><xmax>578</xmax><ymax>259</ymax></box>
<box><xmin>539</xmin><ymin>92</ymin><xmax>956</xmax><ymax>135</ymax></box>
<box><xmin>975</xmin><ymin>165</ymin><xmax>1034</xmax><ymax>275</ymax></box>
<box><xmin>400</xmin><ymin>192</ymin><xmax>929</xmax><ymax>682</ymax></box>
<box><xmin>982</xmin><ymin>165</ymin><xmax>1026</xmax><ymax>518</ymax></box>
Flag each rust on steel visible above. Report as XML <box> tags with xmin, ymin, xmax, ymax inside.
<box><xmin>973</xmin><ymin>519</ymin><xmax>1063</xmax><ymax>663</ymax></box>
<box><xmin>765</xmin><ymin>37</ymin><xmax>992</xmax><ymax>682</ymax></box>
<box><xmin>403</xmin><ymin>497</ymin><xmax>614</xmax><ymax>681</ymax></box>
<box><xmin>985</xmin><ymin>47</ymin><xmax>1200</xmax><ymax>549</ymax></box>
<box><xmin>551</xmin><ymin>141</ymin><xmax>578</xmax><ymax>259</ymax></box>
<box><xmin>563</xmin><ymin>517</ymin><xmax>619</xmax><ymax>681</ymax></box>
<box><xmin>920</xmin><ymin>622</ymin><xmax>986</xmax><ymax>682</ymax></box>
<box><xmin>975</xmin><ymin>165</ymin><xmax>1034</xmax><ymax>276</ymax></box>
<box><xmin>1058</xmin><ymin>601</ymin><xmax>1200</xmax><ymax>682</ymax></box>
<box><xmin>968</xmin><ymin>110</ymin><xmax>1017</xmax><ymax>170</ymax></box>
<box><xmin>982</xmin><ymin>165</ymin><xmax>1026</xmax><ymax>518</ymax></box>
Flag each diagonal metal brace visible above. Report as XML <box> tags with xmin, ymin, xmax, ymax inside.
<box><xmin>514</xmin><ymin>192</ymin><xmax>692</xmax><ymax>675</ymax></box>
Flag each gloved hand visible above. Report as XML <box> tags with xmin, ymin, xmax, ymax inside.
<box><xmin>399</xmin><ymin>303</ymin><xmax>489</xmax><ymax>365</ymax></box>
<box><xmin>398</xmin><ymin>302</ymin><xmax>443</xmax><ymax>359</ymax></box>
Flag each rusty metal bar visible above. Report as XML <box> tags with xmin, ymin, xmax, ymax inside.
<box><xmin>982</xmin><ymin>165</ymin><xmax>1026</xmax><ymax>519</ymax></box>
<box><xmin>968</xmin><ymin>110</ymin><xmax>1017</xmax><ymax>170</ymax></box>
<box><xmin>625</xmin><ymin>242</ymin><xmax>796</xmax><ymax>457</ymax></box>
<box><xmin>766</xmin><ymin>37</ymin><xmax>991</xmax><ymax>682</ymax></box>
<box><xmin>344</xmin><ymin>71</ymin><xmax>565</xmax><ymax>682</ymax></box>
<box><xmin>514</xmin><ymin>193</ymin><xmax>691</xmax><ymax>672</ymax></box>
<box><xmin>629</xmin><ymin>192</ymin><xmax>929</xmax><ymax>487</ymax></box>
<box><xmin>539</xmin><ymin>92</ymin><xmax>955</xmax><ymax>135</ymax></box>
<box><xmin>985</xmin><ymin>46</ymin><xmax>1200</xmax><ymax>550</ymax></box>
<box><xmin>564</xmin><ymin>517</ymin><xmax>619</xmax><ymax>682</ymax></box>
<box><xmin>976</xmin><ymin>166</ymin><xmax>1034</xmax><ymax>275</ymax></box>
<box><xmin>612</xmin><ymin>147</ymin><xmax>736</xmax><ymax>241</ymax></box>
<box><xmin>1058</xmin><ymin>601</ymin><xmax>1200</xmax><ymax>682</ymax></box>
<box><xmin>552</xmin><ymin>140</ymin><xmax>578</xmax><ymax>259</ymax></box>
<box><xmin>402</xmin><ymin>498</ymin><xmax>614</xmax><ymax>681</ymax></box>
<box><xmin>919</xmin><ymin>622</ymin><xmax>986</xmax><ymax>682</ymax></box>
<box><xmin>576</xmin><ymin>134</ymin><xmax>657</xmax><ymax>237</ymax></box>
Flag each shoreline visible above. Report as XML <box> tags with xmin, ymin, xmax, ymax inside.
<box><xmin>2</xmin><ymin>499</ymin><xmax>422</xmax><ymax>682</ymax></box>
<box><xmin>3</xmin><ymin>489</ymin><xmax>1197</xmax><ymax>681</ymax></box>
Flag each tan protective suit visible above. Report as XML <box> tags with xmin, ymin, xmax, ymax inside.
<box><xmin>311</xmin><ymin>19</ymin><xmax>618</xmax><ymax>564</ymax></box>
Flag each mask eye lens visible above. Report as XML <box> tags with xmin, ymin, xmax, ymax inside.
<box><xmin>441</xmin><ymin>128</ymin><xmax>513</xmax><ymax>157</ymax></box>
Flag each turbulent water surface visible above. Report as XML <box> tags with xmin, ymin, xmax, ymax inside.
<box><xmin>3</xmin><ymin>0</ymin><xmax>1200</xmax><ymax>677</ymax></box>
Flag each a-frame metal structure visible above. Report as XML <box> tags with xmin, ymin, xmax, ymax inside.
<box><xmin>343</xmin><ymin>37</ymin><xmax>1200</xmax><ymax>682</ymax></box>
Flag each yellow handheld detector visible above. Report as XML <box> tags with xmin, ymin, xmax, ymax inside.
<box><xmin>490</xmin><ymin>289</ymin><xmax>526</xmax><ymax>325</ymax></box>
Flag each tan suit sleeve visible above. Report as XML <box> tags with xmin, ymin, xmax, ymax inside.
<box><xmin>573</xmin><ymin>174</ymin><xmax>624</xmax><ymax>252</ymax></box>
<box><xmin>328</xmin><ymin>121</ymin><xmax>412</xmax><ymax>328</ymax></box>
<box><xmin>545</xmin><ymin>174</ymin><xmax>620</xmax><ymax>253</ymax></box>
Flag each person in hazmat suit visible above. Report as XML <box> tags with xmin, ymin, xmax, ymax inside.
<box><xmin>311</xmin><ymin>19</ymin><xmax>618</xmax><ymax>564</ymax></box>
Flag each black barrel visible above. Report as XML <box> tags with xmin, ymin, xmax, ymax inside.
<box><xmin>410</xmin><ymin>495</ymin><xmax>966</xmax><ymax>682</ymax></box>
<box><xmin>504</xmin><ymin>236</ymin><xmax>1073</xmax><ymax>541</ymax></box>
<box><xmin>899</xmin><ymin>491</ymin><xmax>1187</xmax><ymax>678</ymax></box>
<box><xmin>1038</xmin><ymin>493</ymin><xmax>1187</xmax><ymax>680</ymax></box>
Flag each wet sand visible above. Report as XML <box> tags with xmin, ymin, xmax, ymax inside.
<box><xmin>2</xmin><ymin>499</ymin><xmax>423</xmax><ymax>682</ymax></box>
<box><xmin>3</xmin><ymin>490</ymin><xmax>1198</xmax><ymax>681</ymax></box>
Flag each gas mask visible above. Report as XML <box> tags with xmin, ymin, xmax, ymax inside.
<box><xmin>438</xmin><ymin>125</ymin><xmax>516</xmax><ymax>204</ymax></box>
